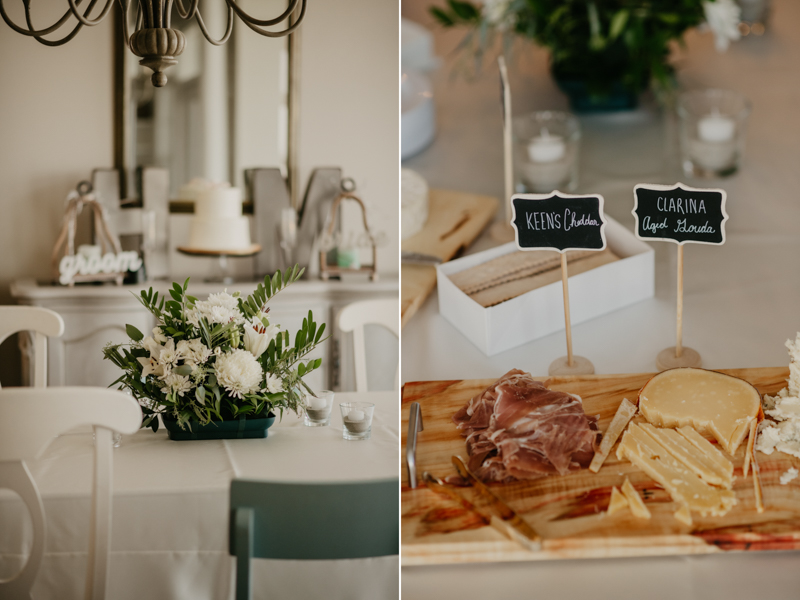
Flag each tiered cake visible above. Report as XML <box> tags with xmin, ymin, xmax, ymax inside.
<box><xmin>187</xmin><ymin>185</ymin><xmax>251</xmax><ymax>251</ymax></box>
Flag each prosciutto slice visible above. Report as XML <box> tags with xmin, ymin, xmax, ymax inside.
<box><xmin>452</xmin><ymin>369</ymin><xmax>599</xmax><ymax>483</ymax></box>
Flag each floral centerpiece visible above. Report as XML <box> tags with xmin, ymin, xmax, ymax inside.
<box><xmin>431</xmin><ymin>0</ymin><xmax>741</xmax><ymax>110</ymax></box>
<box><xmin>103</xmin><ymin>266</ymin><xmax>326</xmax><ymax>439</ymax></box>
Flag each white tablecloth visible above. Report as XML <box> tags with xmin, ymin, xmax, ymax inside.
<box><xmin>401</xmin><ymin>0</ymin><xmax>800</xmax><ymax>596</ymax></box>
<box><xmin>0</xmin><ymin>391</ymin><xmax>399</xmax><ymax>600</ymax></box>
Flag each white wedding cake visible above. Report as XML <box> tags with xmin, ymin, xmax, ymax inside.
<box><xmin>186</xmin><ymin>183</ymin><xmax>251</xmax><ymax>251</ymax></box>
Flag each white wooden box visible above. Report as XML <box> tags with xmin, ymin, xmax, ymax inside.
<box><xmin>436</xmin><ymin>216</ymin><xmax>655</xmax><ymax>356</ymax></box>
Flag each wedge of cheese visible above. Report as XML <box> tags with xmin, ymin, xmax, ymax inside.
<box><xmin>639</xmin><ymin>368</ymin><xmax>760</xmax><ymax>455</ymax></box>
<box><xmin>590</xmin><ymin>398</ymin><xmax>638</xmax><ymax>473</ymax></box>
<box><xmin>677</xmin><ymin>426</ymin><xmax>736</xmax><ymax>477</ymax></box>
<box><xmin>621</xmin><ymin>477</ymin><xmax>651</xmax><ymax>519</ymax></box>
<box><xmin>639</xmin><ymin>423</ymin><xmax>733</xmax><ymax>488</ymax></box>
<box><xmin>674</xmin><ymin>504</ymin><xmax>693</xmax><ymax>527</ymax></box>
<box><xmin>617</xmin><ymin>423</ymin><xmax>737</xmax><ymax>517</ymax></box>
<box><xmin>606</xmin><ymin>486</ymin><xmax>628</xmax><ymax>515</ymax></box>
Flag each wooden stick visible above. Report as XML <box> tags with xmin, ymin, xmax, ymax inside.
<box><xmin>560</xmin><ymin>253</ymin><xmax>574</xmax><ymax>367</ymax></box>
<box><xmin>676</xmin><ymin>244</ymin><xmax>684</xmax><ymax>359</ymax></box>
<box><xmin>498</xmin><ymin>55</ymin><xmax>513</xmax><ymax>225</ymax></box>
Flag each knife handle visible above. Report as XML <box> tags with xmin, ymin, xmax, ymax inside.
<box><xmin>406</xmin><ymin>402</ymin><xmax>424</xmax><ymax>488</ymax></box>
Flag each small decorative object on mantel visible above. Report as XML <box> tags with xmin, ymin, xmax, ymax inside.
<box><xmin>103</xmin><ymin>265</ymin><xmax>328</xmax><ymax>441</ymax></box>
<box><xmin>318</xmin><ymin>191</ymin><xmax>380</xmax><ymax>282</ymax></box>
<box><xmin>633</xmin><ymin>182</ymin><xmax>728</xmax><ymax>371</ymax></box>
<box><xmin>431</xmin><ymin>0</ymin><xmax>741</xmax><ymax>111</ymax></box>
<box><xmin>52</xmin><ymin>181</ymin><xmax>143</xmax><ymax>286</ymax></box>
<box><xmin>511</xmin><ymin>191</ymin><xmax>607</xmax><ymax>376</ymax></box>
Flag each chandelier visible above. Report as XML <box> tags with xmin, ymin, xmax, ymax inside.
<box><xmin>0</xmin><ymin>0</ymin><xmax>306</xmax><ymax>87</ymax></box>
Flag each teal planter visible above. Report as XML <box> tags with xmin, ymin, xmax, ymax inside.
<box><xmin>162</xmin><ymin>414</ymin><xmax>276</xmax><ymax>441</ymax></box>
<box><xmin>554</xmin><ymin>77</ymin><xmax>640</xmax><ymax>113</ymax></box>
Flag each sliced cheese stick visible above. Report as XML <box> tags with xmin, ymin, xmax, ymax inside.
<box><xmin>590</xmin><ymin>398</ymin><xmax>637</xmax><ymax>473</ymax></box>
<box><xmin>743</xmin><ymin>417</ymin><xmax>757</xmax><ymax>478</ymax></box>
<box><xmin>621</xmin><ymin>477</ymin><xmax>651</xmax><ymax>519</ymax></box>
<box><xmin>677</xmin><ymin>426</ymin><xmax>735</xmax><ymax>480</ymax></box>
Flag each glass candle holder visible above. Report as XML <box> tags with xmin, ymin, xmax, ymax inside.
<box><xmin>677</xmin><ymin>89</ymin><xmax>751</xmax><ymax>178</ymax></box>
<box><xmin>513</xmin><ymin>111</ymin><xmax>580</xmax><ymax>194</ymax></box>
<box><xmin>304</xmin><ymin>390</ymin><xmax>334</xmax><ymax>427</ymax></box>
<box><xmin>340</xmin><ymin>402</ymin><xmax>375</xmax><ymax>441</ymax></box>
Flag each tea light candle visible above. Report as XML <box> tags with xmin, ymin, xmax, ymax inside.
<box><xmin>308</xmin><ymin>395</ymin><xmax>327</xmax><ymax>410</ymax></box>
<box><xmin>698</xmin><ymin>111</ymin><xmax>735</xmax><ymax>142</ymax></box>
<box><xmin>347</xmin><ymin>409</ymin><xmax>365</xmax><ymax>422</ymax></box>
<box><xmin>527</xmin><ymin>128</ymin><xmax>566</xmax><ymax>164</ymax></box>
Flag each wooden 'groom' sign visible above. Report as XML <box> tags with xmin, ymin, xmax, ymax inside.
<box><xmin>511</xmin><ymin>191</ymin><xmax>607</xmax><ymax>376</ymax></box>
<box><xmin>632</xmin><ymin>182</ymin><xmax>728</xmax><ymax>371</ymax></box>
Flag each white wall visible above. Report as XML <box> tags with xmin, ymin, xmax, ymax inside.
<box><xmin>0</xmin><ymin>2</ymin><xmax>398</xmax><ymax>384</ymax></box>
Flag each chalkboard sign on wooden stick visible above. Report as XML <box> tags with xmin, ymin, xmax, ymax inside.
<box><xmin>511</xmin><ymin>191</ymin><xmax>607</xmax><ymax>376</ymax></box>
<box><xmin>490</xmin><ymin>55</ymin><xmax>516</xmax><ymax>243</ymax></box>
<box><xmin>632</xmin><ymin>182</ymin><xmax>728</xmax><ymax>371</ymax></box>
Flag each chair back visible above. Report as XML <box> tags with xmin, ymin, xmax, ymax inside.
<box><xmin>337</xmin><ymin>299</ymin><xmax>399</xmax><ymax>392</ymax></box>
<box><xmin>0</xmin><ymin>387</ymin><xmax>142</xmax><ymax>600</ymax></box>
<box><xmin>0</xmin><ymin>306</ymin><xmax>64</xmax><ymax>388</ymax></box>
<box><xmin>229</xmin><ymin>478</ymin><xmax>398</xmax><ymax>600</ymax></box>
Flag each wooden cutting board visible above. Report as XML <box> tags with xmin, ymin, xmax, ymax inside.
<box><xmin>401</xmin><ymin>189</ymin><xmax>497</xmax><ymax>328</ymax></box>
<box><xmin>401</xmin><ymin>368</ymin><xmax>800</xmax><ymax>566</ymax></box>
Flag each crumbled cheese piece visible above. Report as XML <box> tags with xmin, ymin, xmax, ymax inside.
<box><xmin>606</xmin><ymin>486</ymin><xmax>629</xmax><ymax>515</ymax></box>
<box><xmin>780</xmin><ymin>467</ymin><xmax>799</xmax><ymax>485</ymax></box>
<box><xmin>755</xmin><ymin>333</ymin><xmax>800</xmax><ymax>461</ymax></box>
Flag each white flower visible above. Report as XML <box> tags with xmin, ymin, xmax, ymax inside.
<box><xmin>137</xmin><ymin>356</ymin><xmax>164</xmax><ymax>378</ymax></box>
<box><xmin>703</xmin><ymin>0</ymin><xmax>741</xmax><ymax>52</ymax></box>
<box><xmin>142</xmin><ymin>336</ymin><xmax>163</xmax><ymax>359</ymax></box>
<box><xmin>215</xmin><ymin>349</ymin><xmax>263</xmax><ymax>399</ymax></box>
<box><xmin>158</xmin><ymin>338</ymin><xmax>178</xmax><ymax>367</ymax></box>
<box><xmin>177</xmin><ymin>338</ymin><xmax>212</xmax><ymax>365</ymax></box>
<box><xmin>243</xmin><ymin>317</ymin><xmax>280</xmax><ymax>358</ymax></box>
<box><xmin>483</xmin><ymin>0</ymin><xmax>515</xmax><ymax>30</ymax></box>
<box><xmin>152</xmin><ymin>326</ymin><xmax>168</xmax><ymax>344</ymax></box>
<box><xmin>188</xmin><ymin>291</ymin><xmax>244</xmax><ymax>327</ymax></box>
<box><xmin>161</xmin><ymin>372</ymin><xmax>193</xmax><ymax>396</ymax></box>
<box><xmin>265</xmin><ymin>373</ymin><xmax>284</xmax><ymax>394</ymax></box>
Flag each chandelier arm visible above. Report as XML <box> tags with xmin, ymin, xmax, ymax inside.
<box><xmin>24</xmin><ymin>0</ymin><xmax>99</xmax><ymax>46</ymax></box>
<box><xmin>164</xmin><ymin>0</ymin><xmax>173</xmax><ymax>28</ymax></box>
<box><xmin>224</xmin><ymin>0</ymin><xmax>298</xmax><ymax>28</ymax></box>
<box><xmin>66</xmin><ymin>0</ymin><xmax>114</xmax><ymax>27</ymax></box>
<box><xmin>153</xmin><ymin>0</ymin><xmax>164</xmax><ymax>28</ymax></box>
<box><xmin>173</xmin><ymin>0</ymin><xmax>198</xmax><ymax>21</ymax></box>
<box><xmin>231</xmin><ymin>0</ymin><xmax>305</xmax><ymax>38</ymax></box>
<box><xmin>0</xmin><ymin>0</ymin><xmax>85</xmax><ymax>37</ymax></box>
<box><xmin>193</xmin><ymin>4</ymin><xmax>233</xmax><ymax>46</ymax></box>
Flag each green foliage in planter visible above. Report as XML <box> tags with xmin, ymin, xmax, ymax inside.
<box><xmin>103</xmin><ymin>266</ymin><xmax>327</xmax><ymax>432</ymax></box>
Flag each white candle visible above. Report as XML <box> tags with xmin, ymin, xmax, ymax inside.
<box><xmin>698</xmin><ymin>111</ymin><xmax>735</xmax><ymax>142</ymax></box>
<box><xmin>308</xmin><ymin>395</ymin><xmax>327</xmax><ymax>410</ymax></box>
<box><xmin>527</xmin><ymin>129</ymin><xmax>566</xmax><ymax>164</ymax></box>
<box><xmin>347</xmin><ymin>409</ymin><xmax>365</xmax><ymax>422</ymax></box>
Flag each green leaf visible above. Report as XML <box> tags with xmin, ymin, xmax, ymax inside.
<box><xmin>314</xmin><ymin>323</ymin><xmax>326</xmax><ymax>344</ymax></box>
<box><xmin>174</xmin><ymin>364</ymin><xmax>193</xmax><ymax>376</ymax></box>
<box><xmin>609</xmin><ymin>9</ymin><xmax>629</xmax><ymax>40</ymax></box>
<box><xmin>447</xmin><ymin>0</ymin><xmax>479</xmax><ymax>22</ymax></box>
<box><xmin>195</xmin><ymin>386</ymin><xmax>206</xmax><ymax>405</ymax></box>
<box><xmin>126</xmin><ymin>324</ymin><xmax>144</xmax><ymax>342</ymax></box>
<box><xmin>430</xmin><ymin>6</ymin><xmax>455</xmax><ymax>27</ymax></box>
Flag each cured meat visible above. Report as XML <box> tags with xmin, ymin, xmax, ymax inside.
<box><xmin>452</xmin><ymin>370</ymin><xmax>599</xmax><ymax>483</ymax></box>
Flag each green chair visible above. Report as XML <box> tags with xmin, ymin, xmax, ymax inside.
<box><xmin>229</xmin><ymin>478</ymin><xmax>399</xmax><ymax>600</ymax></box>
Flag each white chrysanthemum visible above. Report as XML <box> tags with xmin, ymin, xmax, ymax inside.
<box><xmin>215</xmin><ymin>349</ymin><xmax>263</xmax><ymax>399</ymax></box>
<box><xmin>158</xmin><ymin>338</ymin><xmax>178</xmax><ymax>367</ymax></box>
<box><xmin>177</xmin><ymin>338</ymin><xmax>212</xmax><ymax>365</ymax></box>
<box><xmin>188</xmin><ymin>291</ymin><xmax>244</xmax><ymax>327</ymax></box>
<box><xmin>703</xmin><ymin>0</ymin><xmax>741</xmax><ymax>52</ymax></box>
<box><xmin>265</xmin><ymin>373</ymin><xmax>284</xmax><ymax>394</ymax></box>
<box><xmin>161</xmin><ymin>372</ymin><xmax>193</xmax><ymax>396</ymax></box>
<box><xmin>152</xmin><ymin>326</ymin><xmax>168</xmax><ymax>344</ymax></box>
<box><xmin>483</xmin><ymin>0</ymin><xmax>515</xmax><ymax>30</ymax></box>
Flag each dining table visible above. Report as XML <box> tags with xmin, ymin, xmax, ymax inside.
<box><xmin>0</xmin><ymin>391</ymin><xmax>398</xmax><ymax>600</ymax></box>
<box><xmin>401</xmin><ymin>0</ymin><xmax>800</xmax><ymax>598</ymax></box>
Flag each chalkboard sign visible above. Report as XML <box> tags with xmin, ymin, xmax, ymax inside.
<box><xmin>511</xmin><ymin>192</ymin><xmax>607</xmax><ymax>253</ymax></box>
<box><xmin>632</xmin><ymin>183</ymin><xmax>728</xmax><ymax>245</ymax></box>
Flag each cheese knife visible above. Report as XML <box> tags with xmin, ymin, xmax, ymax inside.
<box><xmin>451</xmin><ymin>455</ymin><xmax>542</xmax><ymax>551</ymax></box>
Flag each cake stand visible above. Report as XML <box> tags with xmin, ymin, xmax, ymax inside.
<box><xmin>177</xmin><ymin>244</ymin><xmax>262</xmax><ymax>285</ymax></box>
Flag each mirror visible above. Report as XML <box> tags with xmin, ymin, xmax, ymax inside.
<box><xmin>115</xmin><ymin>0</ymin><xmax>290</xmax><ymax>200</ymax></box>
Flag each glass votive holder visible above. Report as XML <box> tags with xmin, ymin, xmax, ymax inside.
<box><xmin>677</xmin><ymin>89</ymin><xmax>751</xmax><ymax>178</ymax></box>
<box><xmin>513</xmin><ymin>111</ymin><xmax>580</xmax><ymax>194</ymax></box>
<box><xmin>304</xmin><ymin>390</ymin><xmax>334</xmax><ymax>427</ymax></box>
<box><xmin>340</xmin><ymin>402</ymin><xmax>375</xmax><ymax>441</ymax></box>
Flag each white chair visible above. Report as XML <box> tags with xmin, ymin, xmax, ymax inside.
<box><xmin>0</xmin><ymin>388</ymin><xmax>142</xmax><ymax>600</ymax></box>
<box><xmin>0</xmin><ymin>306</ymin><xmax>65</xmax><ymax>388</ymax></box>
<box><xmin>337</xmin><ymin>299</ymin><xmax>399</xmax><ymax>392</ymax></box>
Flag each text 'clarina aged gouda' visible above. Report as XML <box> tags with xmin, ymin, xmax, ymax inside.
<box><xmin>638</xmin><ymin>368</ymin><xmax>760</xmax><ymax>455</ymax></box>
